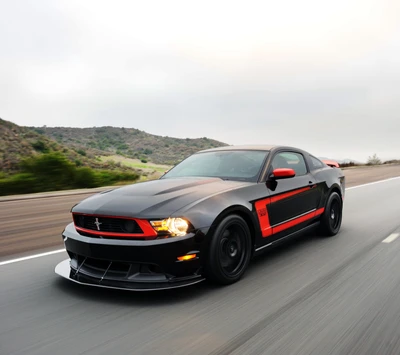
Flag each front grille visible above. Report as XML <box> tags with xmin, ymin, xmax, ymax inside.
<box><xmin>73</xmin><ymin>214</ymin><xmax>144</xmax><ymax>234</ymax></box>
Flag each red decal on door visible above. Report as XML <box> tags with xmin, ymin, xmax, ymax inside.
<box><xmin>254</xmin><ymin>186</ymin><xmax>323</xmax><ymax>238</ymax></box>
<box><xmin>255</xmin><ymin>198</ymin><xmax>272</xmax><ymax>237</ymax></box>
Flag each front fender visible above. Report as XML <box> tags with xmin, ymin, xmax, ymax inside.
<box><xmin>172</xmin><ymin>183</ymin><xmax>268</xmax><ymax>244</ymax></box>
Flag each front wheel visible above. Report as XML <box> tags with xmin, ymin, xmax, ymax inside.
<box><xmin>205</xmin><ymin>215</ymin><xmax>252</xmax><ymax>285</ymax></box>
<box><xmin>318</xmin><ymin>191</ymin><xmax>342</xmax><ymax>236</ymax></box>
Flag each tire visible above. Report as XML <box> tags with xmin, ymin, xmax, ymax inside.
<box><xmin>318</xmin><ymin>192</ymin><xmax>342</xmax><ymax>236</ymax></box>
<box><xmin>205</xmin><ymin>214</ymin><xmax>252</xmax><ymax>285</ymax></box>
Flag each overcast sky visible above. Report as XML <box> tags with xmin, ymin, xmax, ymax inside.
<box><xmin>1</xmin><ymin>0</ymin><xmax>400</xmax><ymax>162</ymax></box>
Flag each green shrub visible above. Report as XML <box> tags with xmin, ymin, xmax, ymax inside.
<box><xmin>93</xmin><ymin>170</ymin><xmax>139</xmax><ymax>186</ymax></box>
<box><xmin>0</xmin><ymin>173</ymin><xmax>38</xmax><ymax>195</ymax></box>
<box><xmin>117</xmin><ymin>143</ymin><xmax>129</xmax><ymax>150</ymax></box>
<box><xmin>33</xmin><ymin>128</ymin><xmax>45</xmax><ymax>135</ymax></box>
<box><xmin>0</xmin><ymin>152</ymin><xmax>141</xmax><ymax>196</ymax></box>
<box><xmin>19</xmin><ymin>152</ymin><xmax>75</xmax><ymax>190</ymax></box>
<box><xmin>73</xmin><ymin>167</ymin><xmax>98</xmax><ymax>188</ymax></box>
<box><xmin>31</xmin><ymin>140</ymin><xmax>49</xmax><ymax>153</ymax></box>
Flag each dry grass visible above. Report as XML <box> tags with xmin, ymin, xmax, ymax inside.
<box><xmin>98</xmin><ymin>155</ymin><xmax>171</xmax><ymax>173</ymax></box>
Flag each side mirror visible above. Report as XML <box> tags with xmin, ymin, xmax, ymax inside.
<box><xmin>270</xmin><ymin>168</ymin><xmax>296</xmax><ymax>180</ymax></box>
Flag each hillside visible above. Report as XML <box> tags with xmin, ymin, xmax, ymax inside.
<box><xmin>29</xmin><ymin>126</ymin><xmax>228</xmax><ymax>165</ymax></box>
<box><xmin>0</xmin><ymin>118</ymin><xmax>102</xmax><ymax>173</ymax></box>
<box><xmin>0</xmin><ymin>119</ymin><xmax>145</xmax><ymax>195</ymax></box>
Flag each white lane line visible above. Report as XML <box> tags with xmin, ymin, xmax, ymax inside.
<box><xmin>346</xmin><ymin>176</ymin><xmax>400</xmax><ymax>190</ymax></box>
<box><xmin>0</xmin><ymin>249</ymin><xmax>66</xmax><ymax>266</ymax></box>
<box><xmin>382</xmin><ymin>233</ymin><xmax>400</xmax><ymax>244</ymax></box>
<box><xmin>1</xmin><ymin>175</ymin><xmax>400</xmax><ymax>267</ymax></box>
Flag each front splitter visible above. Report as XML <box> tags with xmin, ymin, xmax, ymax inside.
<box><xmin>55</xmin><ymin>259</ymin><xmax>205</xmax><ymax>292</ymax></box>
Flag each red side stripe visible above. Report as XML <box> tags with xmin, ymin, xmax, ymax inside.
<box><xmin>272</xmin><ymin>207</ymin><xmax>325</xmax><ymax>234</ymax></box>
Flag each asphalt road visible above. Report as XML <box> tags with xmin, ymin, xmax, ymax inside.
<box><xmin>1</xmin><ymin>177</ymin><xmax>400</xmax><ymax>354</ymax></box>
<box><xmin>0</xmin><ymin>194</ymin><xmax>88</xmax><ymax>258</ymax></box>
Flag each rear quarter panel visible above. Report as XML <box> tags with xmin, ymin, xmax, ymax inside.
<box><xmin>311</xmin><ymin>166</ymin><xmax>345</xmax><ymax>210</ymax></box>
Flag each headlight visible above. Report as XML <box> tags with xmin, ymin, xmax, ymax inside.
<box><xmin>150</xmin><ymin>218</ymin><xmax>189</xmax><ymax>237</ymax></box>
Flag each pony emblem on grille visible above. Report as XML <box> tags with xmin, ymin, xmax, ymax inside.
<box><xmin>94</xmin><ymin>218</ymin><xmax>102</xmax><ymax>231</ymax></box>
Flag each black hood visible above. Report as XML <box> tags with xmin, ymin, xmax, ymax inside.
<box><xmin>72</xmin><ymin>177</ymin><xmax>249</xmax><ymax>218</ymax></box>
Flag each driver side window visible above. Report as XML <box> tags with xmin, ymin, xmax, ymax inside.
<box><xmin>271</xmin><ymin>152</ymin><xmax>307</xmax><ymax>176</ymax></box>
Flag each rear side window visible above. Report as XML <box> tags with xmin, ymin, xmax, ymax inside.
<box><xmin>271</xmin><ymin>152</ymin><xmax>308</xmax><ymax>176</ymax></box>
<box><xmin>309</xmin><ymin>155</ymin><xmax>325</xmax><ymax>170</ymax></box>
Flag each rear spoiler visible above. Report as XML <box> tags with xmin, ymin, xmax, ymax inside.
<box><xmin>321</xmin><ymin>159</ymin><xmax>340</xmax><ymax>168</ymax></box>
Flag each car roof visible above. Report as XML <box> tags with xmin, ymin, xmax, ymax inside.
<box><xmin>197</xmin><ymin>144</ymin><xmax>305</xmax><ymax>153</ymax></box>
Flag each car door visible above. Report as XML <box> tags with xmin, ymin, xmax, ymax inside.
<box><xmin>265</xmin><ymin>151</ymin><xmax>322</xmax><ymax>236</ymax></box>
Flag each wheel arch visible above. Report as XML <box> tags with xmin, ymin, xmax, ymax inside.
<box><xmin>328</xmin><ymin>184</ymin><xmax>343</xmax><ymax>201</ymax></box>
<box><xmin>207</xmin><ymin>205</ymin><xmax>260</xmax><ymax>252</ymax></box>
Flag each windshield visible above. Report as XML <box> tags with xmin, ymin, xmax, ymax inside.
<box><xmin>162</xmin><ymin>150</ymin><xmax>269</xmax><ymax>182</ymax></box>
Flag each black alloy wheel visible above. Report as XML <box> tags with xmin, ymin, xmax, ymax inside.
<box><xmin>206</xmin><ymin>215</ymin><xmax>252</xmax><ymax>285</ymax></box>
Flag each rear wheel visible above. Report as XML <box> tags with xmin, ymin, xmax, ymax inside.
<box><xmin>205</xmin><ymin>215</ymin><xmax>252</xmax><ymax>285</ymax></box>
<box><xmin>319</xmin><ymin>191</ymin><xmax>342</xmax><ymax>236</ymax></box>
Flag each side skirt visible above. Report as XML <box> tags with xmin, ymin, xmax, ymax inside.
<box><xmin>253</xmin><ymin>221</ymin><xmax>320</xmax><ymax>256</ymax></box>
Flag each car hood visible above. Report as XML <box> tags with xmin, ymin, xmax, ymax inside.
<box><xmin>72</xmin><ymin>177</ymin><xmax>249</xmax><ymax>218</ymax></box>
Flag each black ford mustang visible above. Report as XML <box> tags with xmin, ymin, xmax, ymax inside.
<box><xmin>56</xmin><ymin>145</ymin><xmax>345</xmax><ymax>291</ymax></box>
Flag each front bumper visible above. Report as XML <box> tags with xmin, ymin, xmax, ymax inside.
<box><xmin>56</xmin><ymin>223</ymin><xmax>208</xmax><ymax>291</ymax></box>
